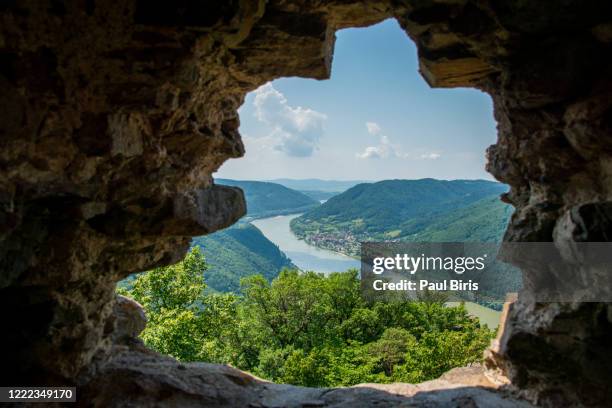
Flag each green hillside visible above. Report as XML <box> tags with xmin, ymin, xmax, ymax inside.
<box><xmin>407</xmin><ymin>195</ymin><xmax>513</xmax><ymax>242</ymax></box>
<box><xmin>216</xmin><ymin>178</ymin><xmax>319</xmax><ymax>218</ymax></box>
<box><xmin>192</xmin><ymin>223</ymin><xmax>295</xmax><ymax>292</ymax></box>
<box><xmin>291</xmin><ymin>179</ymin><xmax>511</xmax><ymax>255</ymax></box>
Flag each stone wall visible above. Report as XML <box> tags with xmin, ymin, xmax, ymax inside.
<box><xmin>1</xmin><ymin>1</ymin><xmax>611</xmax><ymax>406</ymax></box>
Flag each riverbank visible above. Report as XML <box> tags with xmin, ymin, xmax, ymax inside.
<box><xmin>251</xmin><ymin>214</ymin><xmax>502</xmax><ymax>329</ymax></box>
<box><xmin>252</xmin><ymin>214</ymin><xmax>360</xmax><ymax>274</ymax></box>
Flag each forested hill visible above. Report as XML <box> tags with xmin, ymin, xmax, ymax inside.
<box><xmin>291</xmin><ymin>179</ymin><xmax>511</xmax><ymax>255</ymax></box>
<box><xmin>192</xmin><ymin>223</ymin><xmax>295</xmax><ymax>292</ymax></box>
<box><xmin>406</xmin><ymin>195</ymin><xmax>513</xmax><ymax>242</ymax></box>
<box><xmin>302</xmin><ymin>179</ymin><xmax>506</xmax><ymax>227</ymax></box>
<box><xmin>216</xmin><ymin>178</ymin><xmax>319</xmax><ymax>218</ymax></box>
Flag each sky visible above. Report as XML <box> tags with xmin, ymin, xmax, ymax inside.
<box><xmin>216</xmin><ymin>19</ymin><xmax>497</xmax><ymax>181</ymax></box>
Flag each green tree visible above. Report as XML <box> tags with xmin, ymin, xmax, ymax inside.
<box><xmin>119</xmin><ymin>258</ymin><xmax>494</xmax><ymax>387</ymax></box>
<box><xmin>122</xmin><ymin>247</ymin><xmax>207</xmax><ymax>313</ymax></box>
<box><xmin>281</xmin><ymin>348</ymin><xmax>331</xmax><ymax>387</ymax></box>
<box><xmin>119</xmin><ymin>248</ymin><xmax>238</xmax><ymax>362</ymax></box>
<box><xmin>240</xmin><ymin>270</ymin><xmax>332</xmax><ymax>350</ymax></box>
<box><xmin>368</xmin><ymin>328</ymin><xmax>416</xmax><ymax>376</ymax></box>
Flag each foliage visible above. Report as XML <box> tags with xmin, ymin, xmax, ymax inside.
<box><xmin>191</xmin><ymin>223</ymin><xmax>295</xmax><ymax>292</ymax></box>
<box><xmin>120</xmin><ymin>251</ymin><xmax>494</xmax><ymax>387</ymax></box>
<box><xmin>216</xmin><ymin>178</ymin><xmax>319</xmax><ymax>218</ymax></box>
<box><xmin>406</xmin><ymin>195</ymin><xmax>513</xmax><ymax>242</ymax></box>
<box><xmin>118</xmin><ymin>248</ymin><xmax>239</xmax><ymax>361</ymax></box>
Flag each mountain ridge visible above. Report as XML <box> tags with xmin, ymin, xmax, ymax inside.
<box><xmin>267</xmin><ymin>178</ymin><xmax>368</xmax><ymax>193</ymax></box>
<box><xmin>291</xmin><ymin>179</ymin><xmax>511</xmax><ymax>255</ymax></box>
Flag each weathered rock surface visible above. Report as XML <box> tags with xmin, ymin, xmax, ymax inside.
<box><xmin>78</xmin><ymin>349</ymin><xmax>532</xmax><ymax>408</ymax></box>
<box><xmin>111</xmin><ymin>295</ymin><xmax>147</xmax><ymax>346</ymax></box>
<box><xmin>1</xmin><ymin>0</ymin><xmax>612</xmax><ymax>406</ymax></box>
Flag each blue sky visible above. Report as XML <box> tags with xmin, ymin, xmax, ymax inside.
<box><xmin>216</xmin><ymin>19</ymin><xmax>497</xmax><ymax>181</ymax></box>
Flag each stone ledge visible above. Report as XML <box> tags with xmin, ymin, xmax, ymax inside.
<box><xmin>79</xmin><ymin>349</ymin><xmax>533</xmax><ymax>408</ymax></box>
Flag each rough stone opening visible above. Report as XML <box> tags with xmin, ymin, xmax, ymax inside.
<box><xmin>122</xmin><ymin>17</ymin><xmax>507</xmax><ymax>387</ymax></box>
<box><xmin>1</xmin><ymin>1</ymin><xmax>611</xmax><ymax>406</ymax></box>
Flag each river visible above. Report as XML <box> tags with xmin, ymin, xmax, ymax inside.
<box><xmin>251</xmin><ymin>213</ymin><xmax>502</xmax><ymax>329</ymax></box>
<box><xmin>252</xmin><ymin>214</ymin><xmax>361</xmax><ymax>273</ymax></box>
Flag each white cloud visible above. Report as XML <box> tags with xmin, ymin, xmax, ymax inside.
<box><xmin>366</xmin><ymin>121</ymin><xmax>382</xmax><ymax>136</ymax></box>
<box><xmin>357</xmin><ymin>123</ymin><xmax>400</xmax><ymax>159</ymax></box>
<box><xmin>420</xmin><ymin>153</ymin><xmax>441</xmax><ymax>160</ymax></box>
<box><xmin>356</xmin><ymin>134</ymin><xmax>394</xmax><ymax>159</ymax></box>
<box><xmin>357</xmin><ymin>146</ymin><xmax>386</xmax><ymax>159</ymax></box>
<box><xmin>252</xmin><ymin>83</ymin><xmax>326</xmax><ymax>157</ymax></box>
<box><xmin>357</xmin><ymin>122</ymin><xmax>441</xmax><ymax>161</ymax></box>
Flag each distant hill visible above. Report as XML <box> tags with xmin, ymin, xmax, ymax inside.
<box><xmin>192</xmin><ymin>223</ymin><xmax>295</xmax><ymax>293</ymax></box>
<box><xmin>216</xmin><ymin>178</ymin><xmax>319</xmax><ymax>218</ymax></box>
<box><xmin>268</xmin><ymin>178</ymin><xmax>367</xmax><ymax>193</ymax></box>
<box><xmin>291</xmin><ymin>179</ymin><xmax>511</xmax><ymax>255</ymax></box>
<box><xmin>298</xmin><ymin>190</ymin><xmax>339</xmax><ymax>202</ymax></box>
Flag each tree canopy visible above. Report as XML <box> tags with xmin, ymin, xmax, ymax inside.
<box><xmin>119</xmin><ymin>248</ymin><xmax>494</xmax><ymax>387</ymax></box>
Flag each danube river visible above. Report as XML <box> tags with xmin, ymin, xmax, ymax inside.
<box><xmin>252</xmin><ymin>214</ymin><xmax>360</xmax><ymax>273</ymax></box>
<box><xmin>252</xmin><ymin>214</ymin><xmax>502</xmax><ymax>329</ymax></box>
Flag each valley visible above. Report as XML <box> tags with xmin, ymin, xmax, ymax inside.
<box><xmin>191</xmin><ymin>178</ymin><xmax>512</xmax><ymax>328</ymax></box>
<box><xmin>252</xmin><ymin>212</ymin><xmax>502</xmax><ymax>328</ymax></box>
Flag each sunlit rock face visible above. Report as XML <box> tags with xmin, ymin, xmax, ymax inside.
<box><xmin>1</xmin><ymin>0</ymin><xmax>611</xmax><ymax>406</ymax></box>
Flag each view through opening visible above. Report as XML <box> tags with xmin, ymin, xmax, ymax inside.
<box><xmin>118</xmin><ymin>19</ymin><xmax>512</xmax><ymax>388</ymax></box>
